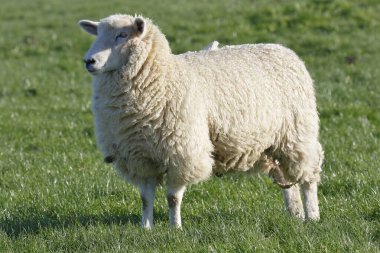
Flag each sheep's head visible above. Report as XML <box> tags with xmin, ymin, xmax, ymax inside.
<box><xmin>79</xmin><ymin>15</ymin><xmax>147</xmax><ymax>75</ymax></box>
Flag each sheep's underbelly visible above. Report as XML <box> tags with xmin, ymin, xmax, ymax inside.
<box><xmin>212</xmin><ymin>140</ymin><xmax>266</xmax><ymax>173</ymax></box>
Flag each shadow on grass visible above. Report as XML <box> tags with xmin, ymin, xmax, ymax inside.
<box><xmin>363</xmin><ymin>208</ymin><xmax>380</xmax><ymax>245</ymax></box>
<box><xmin>0</xmin><ymin>210</ymin><xmax>166</xmax><ymax>237</ymax></box>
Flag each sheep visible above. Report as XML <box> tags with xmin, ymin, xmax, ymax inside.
<box><xmin>78</xmin><ymin>14</ymin><xmax>323</xmax><ymax>229</ymax></box>
<box><xmin>203</xmin><ymin>40</ymin><xmax>219</xmax><ymax>51</ymax></box>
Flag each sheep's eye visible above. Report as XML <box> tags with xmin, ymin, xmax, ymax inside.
<box><xmin>115</xmin><ymin>32</ymin><xmax>128</xmax><ymax>41</ymax></box>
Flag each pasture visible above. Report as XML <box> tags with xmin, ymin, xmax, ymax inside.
<box><xmin>0</xmin><ymin>0</ymin><xmax>379</xmax><ymax>252</ymax></box>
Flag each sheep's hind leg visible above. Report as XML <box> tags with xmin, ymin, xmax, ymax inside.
<box><xmin>282</xmin><ymin>184</ymin><xmax>305</xmax><ymax>219</ymax></box>
<box><xmin>268</xmin><ymin>161</ymin><xmax>305</xmax><ymax>219</ymax></box>
<box><xmin>139</xmin><ymin>178</ymin><xmax>157</xmax><ymax>229</ymax></box>
<box><xmin>301</xmin><ymin>181</ymin><xmax>319</xmax><ymax>220</ymax></box>
<box><xmin>167</xmin><ymin>185</ymin><xmax>186</xmax><ymax>228</ymax></box>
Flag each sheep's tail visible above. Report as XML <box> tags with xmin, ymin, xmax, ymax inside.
<box><xmin>261</xmin><ymin>159</ymin><xmax>299</xmax><ymax>189</ymax></box>
<box><xmin>268</xmin><ymin>163</ymin><xmax>298</xmax><ymax>189</ymax></box>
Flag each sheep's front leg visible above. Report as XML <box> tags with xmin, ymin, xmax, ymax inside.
<box><xmin>301</xmin><ymin>181</ymin><xmax>319</xmax><ymax>220</ymax></box>
<box><xmin>167</xmin><ymin>185</ymin><xmax>186</xmax><ymax>228</ymax></box>
<box><xmin>139</xmin><ymin>178</ymin><xmax>157</xmax><ymax>229</ymax></box>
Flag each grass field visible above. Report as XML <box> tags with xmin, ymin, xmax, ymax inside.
<box><xmin>0</xmin><ymin>0</ymin><xmax>379</xmax><ymax>252</ymax></box>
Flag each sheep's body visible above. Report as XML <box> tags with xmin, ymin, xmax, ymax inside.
<box><xmin>80</xmin><ymin>14</ymin><xmax>323</xmax><ymax>229</ymax></box>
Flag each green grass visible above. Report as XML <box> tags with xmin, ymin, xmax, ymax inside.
<box><xmin>0</xmin><ymin>0</ymin><xmax>379</xmax><ymax>252</ymax></box>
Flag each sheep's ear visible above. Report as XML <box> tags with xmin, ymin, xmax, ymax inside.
<box><xmin>78</xmin><ymin>20</ymin><xmax>99</xmax><ymax>36</ymax></box>
<box><xmin>134</xmin><ymin>17</ymin><xmax>146</xmax><ymax>37</ymax></box>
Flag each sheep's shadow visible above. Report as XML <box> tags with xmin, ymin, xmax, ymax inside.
<box><xmin>0</xmin><ymin>209</ymin><xmax>166</xmax><ymax>237</ymax></box>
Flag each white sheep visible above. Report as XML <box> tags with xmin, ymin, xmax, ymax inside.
<box><xmin>203</xmin><ymin>40</ymin><xmax>219</xmax><ymax>51</ymax></box>
<box><xmin>78</xmin><ymin>14</ymin><xmax>323</xmax><ymax>229</ymax></box>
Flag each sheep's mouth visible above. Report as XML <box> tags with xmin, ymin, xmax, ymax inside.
<box><xmin>86</xmin><ymin>65</ymin><xmax>102</xmax><ymax>75</ymax></box>
<box><xmin>88</xmin><ymin>69</ymin><xmax>99</xmax><ymax>75</ymax></box>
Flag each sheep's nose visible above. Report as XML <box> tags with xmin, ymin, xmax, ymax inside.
<box><xmin>84</xmin><ymin>58</ymin><xmax>96</xmax><ymax>69</ymax></box>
